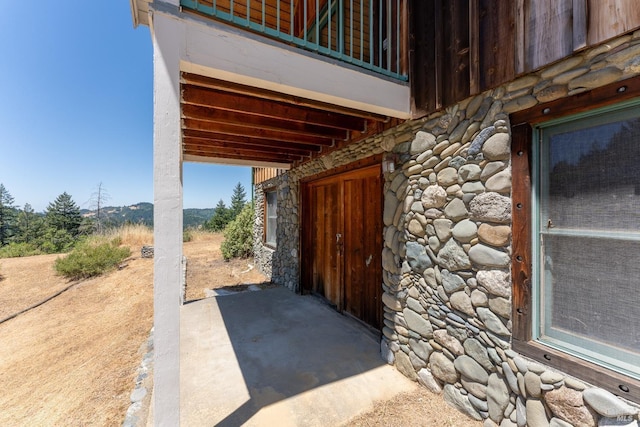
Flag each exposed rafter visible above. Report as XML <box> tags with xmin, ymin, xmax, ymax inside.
<box><xmin>180</xmin><ymin>73</ymin><xmax>390</xmax><ymax>166</ymax></box>
<box><xmin>182</xmin><ymin>73</ymin><xmax>389</xmax><ymax>123</ymax></box>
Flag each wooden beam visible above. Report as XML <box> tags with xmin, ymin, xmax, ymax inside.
<box><xmin>181</xmin><ymin>104</ymin><xmax>348</xmax><ymax>140</ymax></box>
<box><xmin>183</xmin><ymin>137</ymin><xmax>314</xmax><ymax>157</ymax></box>
<box><xmin>181</xmin><ymin>73</ymin><xmax>389</xmax><ymax>123</ymax></box>
<box><xmin>182</xmin><ymin>85</ymin><xmax>368</xmax><ymax>131</ymax></box>
<box><xmin>184</xmin><ymin>143</ymin><xmax>305</xmax><ymax>160</ymax></box>
<box><xmin>183</xmin><ymin>129</ymin><xmax>323</xmax><ymax>152</ymax></box>
<box><xmin>182</xmin><ymin>118</ymin><xmax>335</xmax><ymax>146</ymax></box>
<box><xmin>183</xmin><ymin>148</ymin><xmax>298</xmax><ymax>164</ymax></box>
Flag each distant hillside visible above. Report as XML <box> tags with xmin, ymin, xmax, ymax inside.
<box><xmin>81</xmin><ymin>203</ymin><xmax>214</xmax><ymax>230</ymax></box>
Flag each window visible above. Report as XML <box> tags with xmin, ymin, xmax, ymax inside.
<box><xmin>265</xmin><ymin>190</ymin><xmax>277</xmax><ymax>247</ymax></box>
<box><xmin>511</xmin><ymin>76</ymin><xmax>640</xmax><ymax>401</ymax></box>
<box><xmin>536</xmin><ymin>102</ymin><xmax>640</xmax><ymax>379</ymax></box>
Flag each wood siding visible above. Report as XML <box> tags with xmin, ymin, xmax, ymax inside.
<box><xmin>306</xmin><ymin>0</ymin><xmax>372</xmax><ymax>64</ymax></box>
<box><xmin>301</xmin><ymin>163</ymin><xmax>383</xmax><ymax>329</ymax></box>
<box><xmin>253</xmin><ymin>168</ymin><xmax>286</xmax><ymax>185</ymax></box>
<box><xmin>410</xmin><ymin>0</ymin><xmax>640</xmax><ymax>115</ymax></box>
<box><xmin>587</xmin><ymin>0</ymin><xmax>640</xmax><ymax>46</ymax></box>
<box><xmin>198</xmin><ymin>0</ymin><xmax>293</xmax><ymax>33</ymax></box>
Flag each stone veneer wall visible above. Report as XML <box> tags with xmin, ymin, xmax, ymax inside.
<box><xmin>252</xmin><ymin>187</ymin><xmax>273</xmax><ymax>279</ymax></box>
<box><xmin>254</xmin><ymin>31</ymin><xmax>640</xmax><ymax>426</ymax></box>
<box><xmin>380</xmin><ymin>32</ymin><xmax>640</xmax><ymax>427</ymax></box>
<box><xmin>253</xmin><ymin>173</ymin><xmax>300</xmax><ymax>291</ymax></box>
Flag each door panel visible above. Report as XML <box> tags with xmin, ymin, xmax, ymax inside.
<box><xmin>302</xmin><ymin>164</ymin><xmax>382</xmax><ymax>329</ymax></box>
<box><xmin>344</xmin><ymin>171</ymin><xmax>382</xmax><ymax>329</ymax></box>
<box><xmin>309</xmin><ymin>181</ymin><xmax>342</xmax><ymax>308</ymax></box>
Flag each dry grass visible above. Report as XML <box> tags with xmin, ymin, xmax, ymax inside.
<box><xmin>183</xmin><ymin>231</ymin><xmax>269</xmax><ymax>301</ymax></box>
<box><xmin>0</xmin><ymin>254</ymin><xmax>72</xmax><ymax>320</ymax></box>
<box><xmin>0</xmin><ymin>251</ymin><xmax>154</xmax><ymax>426</ymax></box>
<box><xmin>103</xmin><ymin>223</ymin><xmax>154</xmax><ymax>251</ymax></box>
<box><xmin>343</xmin><ymin>387</ymin><xmax>482</xmax><ymax>427</ymax></box>
<box><xmin>185</xmin><ymin>228</ymin><xmax>218</xmax><ymax>242</ymax></box>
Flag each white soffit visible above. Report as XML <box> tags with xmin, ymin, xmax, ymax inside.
<box><xmin>177</xmin><ymin>12</ymin><xmax>411</xmax><ymax>119</ymax></box>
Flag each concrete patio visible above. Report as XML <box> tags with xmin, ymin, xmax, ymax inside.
<box><xmin>179</xmin><ymin>287</ymin><xmax>417</xmax><ymax>426</ymax></box>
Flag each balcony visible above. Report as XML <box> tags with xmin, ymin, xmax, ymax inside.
<box><xmin>179</xmin><ymin>0</ymin><xmax>407</xmax><ymax>80</ymax></box>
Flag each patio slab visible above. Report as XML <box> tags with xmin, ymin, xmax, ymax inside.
<box><xmin>180</xmin><ymin>287</ymin><xmax>417</xmax><ymax>426</ymax></box>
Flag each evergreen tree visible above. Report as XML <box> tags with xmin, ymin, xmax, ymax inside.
<box><xmin>15</xmin><ymin>203</ymin><xmax>44</xmax><ymax>244</ymax></box>
<box><xmin>0</xmin><ymin>184</ymin><xmax>17</xmax><ymax>246</ymax></box>
<box><xmin>46</xmin><ymin>192</ymin><xmax>82</xmax><ymax>237</ymax></box>
<box><xmin>205</xmin><ymin>199</ymin><xmax>231</xmax><ymax>231</ymax></box>
<box><xmin>229</xmin><ymin>182</ymin><xmax>247</xmax><ymax>218</ymax></box>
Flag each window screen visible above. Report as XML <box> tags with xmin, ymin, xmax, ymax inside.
<box><xmin>537</xmin><ymin>102</ymin><xmax>640</xmax><ymax>379</ymax></box>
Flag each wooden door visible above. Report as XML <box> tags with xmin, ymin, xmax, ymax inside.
<box><xmin>308</xmin><ymin>180</ymin><xmax>342</xmax><ymax>308</ymax></box>
<box><xmin>302</xmin><ymin>164</ymin><xmax>383</xmax><ymax>330</ymax></box>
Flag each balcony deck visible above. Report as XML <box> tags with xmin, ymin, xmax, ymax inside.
<box><xmin>180</xmin><ymin>0</ymin><xmax>407</xmax><ymax>80</ymax></box>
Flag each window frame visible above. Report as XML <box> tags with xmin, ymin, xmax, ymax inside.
<box><xmin>264</xmin><ymin>188</ymin><xmax>277</xmax><ymax>249</ymax></box>
<box><xmin>510</xmin><ymin>75</ymin><xmax>640</xmax><ymax>403</ymax></box>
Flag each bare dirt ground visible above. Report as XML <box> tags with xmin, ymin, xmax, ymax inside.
<box><xmin>0</xmin><ymin>231</ymin><xmax>480</xmax><ymax>426</ymax></box>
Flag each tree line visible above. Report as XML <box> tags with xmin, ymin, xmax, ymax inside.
<box><xmin>0</xmin><ymin>181</ymin><xmax>253</xmax><ymax>257</ymax></box>
<box><xmin>0</xmin><ymin>184</ymin><xmax>92</xmax><ymax>255</ymax></box>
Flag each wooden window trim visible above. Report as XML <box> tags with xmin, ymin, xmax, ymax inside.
<box><xmin>510</xmin><ymin>75</ymin><xmax>640</xmax><ymax>403</ymax></box>
<box><xmin>263</xmin><ymin>188</ymin><xmax>277</xmax><ymax>249</ymax></box>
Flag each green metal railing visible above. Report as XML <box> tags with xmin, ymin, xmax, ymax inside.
<box><xmin>180</xmin><ymin>0</ymin><xmax>407</xmax><ymax>81</ymax></box>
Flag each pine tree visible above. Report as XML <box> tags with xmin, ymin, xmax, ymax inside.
<box><xmin>15</xmin><ymin>203</ymin><xmax>43</xmax><ymax>244</ymax></box>
<box><xmin>229</xmin><ymin>182</ymin><xmax>247</xmax><ymax>219</ymax></box>
<box><xmin>205</xmin><ymin>199</ymin><xmax>231</xmax><ymax>232</ymax></box>
<box><xmin>46</xmin><ymin>192</ymin><xmax>82</xmax><ymax>237</ymax></box>
<box><xmin>0</xmin><ymin>184</ymin><xmax>17</xmax><ymax>246</ymax></box>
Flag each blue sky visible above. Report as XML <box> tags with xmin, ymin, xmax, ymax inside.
<box><xmin>0</xmin><ymin>1</ymin><xmax>251</xmax><ymax>212</ymax></box>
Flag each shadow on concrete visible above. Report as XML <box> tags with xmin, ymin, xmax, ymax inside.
<box><xmin>180</xmin><ymin>287</ymin><xmax>413</xmax><ymax>426</ymax></box>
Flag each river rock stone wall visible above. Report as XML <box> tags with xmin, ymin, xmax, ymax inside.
<box><xmin>254</xmin><ymin>30</ymin><xmax>640</xmax><ymax>426</ymax></box>
<box><xmin>253</xmin><ymin>188</ymin><xmax>273</xmax><ymax>279</ymax></box>
<box><xmin>253</xmin><ymin>174</ymin><xmax>299</xmax><ymax>292</ymax></box>
<box><xmin>380</xmin><ymin>31</ymin><xmax>640</xmax><ymax>426</ymax></box>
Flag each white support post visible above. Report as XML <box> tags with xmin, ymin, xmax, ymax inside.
<box><xmin>151</xmin><ymin>12</ymin><xmax>183</xmax><ymax>427</ymax></box>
